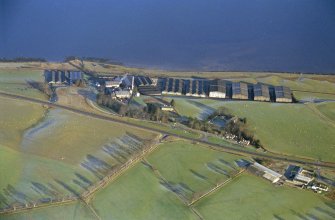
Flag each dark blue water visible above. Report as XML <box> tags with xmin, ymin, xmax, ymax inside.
<box><xmin>1</xmin><ymin>0</ymin><xmax>335</xmax><ymax>73</ymax></box>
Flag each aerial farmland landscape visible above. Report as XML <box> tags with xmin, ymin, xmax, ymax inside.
<box><xmin>1</xmin><ymin>0</ymin><xmax>335</xmax><ymax>219</ymax></box>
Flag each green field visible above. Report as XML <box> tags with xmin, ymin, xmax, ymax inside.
<box><xmin>195</xmin><ymin>173</ymin><xmax>335</xmax><ymax>220</ymax></box>
<box><xmin>0</xmin><ymin>97</ymin><xmax>157</xmax><ymax>210</ymax></box>
<box><xmin>169</xmin><ymin>97</ymin><xmax>335</xmax><ymax>162</ymax></box>
<box><xmin>316</xmin><ymin>102</ymin><xmax>335</xmax><ymax>122</ymax></box>
<box><xmin>147</xmin><ymin>141</ymin><xmax>242</xmax><ymax>200</ymax></box>
<box><xmin>220</xmin><ymin>102</ymin><xmax>335</xmax><ymax>162</ymax></box>
<box><xmin>0</xmin><ymin>69</ymin><xmax>47</xmax><ymax>100</ymax></box>
<box><xmin>0</xmin><ymin>97</ymin><xmax>46</xmax><ymax>149</ymax></box>
<box><xmin>89</xmin><ymin>164</ymin><xmax>196</xmax><ymax>220</ymax></box>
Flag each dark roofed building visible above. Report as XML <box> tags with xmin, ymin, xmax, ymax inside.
<box><xmin>68</xmin><ymin>71</ymin><xmax>83</xmax><ymax>84</ymax></box>
<box><xmin>253</xmin><ymin>84</ymin><xmax>270</xmax><ymax>102</ymax></box>
<box><xmin>232</xmin><ymin>82</ymin><xmax>248</xmax><ymax>100</ymax></box>
<box><xmin>209</xmin><ymin>80</ymin><xmax>226</xmax><ymax>98</ymax></box>
<box><xmin>275</xmin><ymin>86</ymin><xmax>292</xmax><ymax>103</ymax></box>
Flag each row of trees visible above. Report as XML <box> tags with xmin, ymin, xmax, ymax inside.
<box><xmin>26</xmin><ymin>81</ymin><xmax>53</xmax><ymax>98</ymax></box>
<box><xmin>97</xmin><ymin>94</ymin><xmax>261</xmax><ymax>149</ymax></box>
<box><xmin>96</xmin><ymin>93</ymin><xmax>170</xmax><ymax>122</ymax></box>
<box><xmin>0</xmin><ymin>57</ymin><xmax>46</xmax><ymax>62</ymax></box>
<box><xmin>64</xmin><ymin>56</ymin><xmax>123</xmax><ymax>65</ymax></box>
<box><xmin>183</xmin><ymin>107</ymin><xmax>262</xmax><ymax>148</ymax></box>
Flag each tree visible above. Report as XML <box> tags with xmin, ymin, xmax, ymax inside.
<box><xmin>170</xmin><ymin>99</ymin><xmax>176</xmax><ymax>107</ymax></box>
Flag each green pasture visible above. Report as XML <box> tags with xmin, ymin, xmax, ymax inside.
<box><xmin>0</xmin><ymin>144</ymin><xmax>96</xmax><ymax>209</ymax></box>
<box><xmin>195</xmin><ymin>173</ymin><xmax>335</xmax><ymax>220</ymax></box>
<box><xmin>163</xmin><ymin>97</ymin><xmax>215</xmax><ymax>119</ymax></box>
<box><xmin>90</xmin><ymin>164</ymin><xmax>196</xmax><ymax>220</ymax></box>
<box><xmin>316</xmin><ymin>102</ymin><xmax>335</xmax><ymax>122</ymax></box>
<box><xmin>0</xmin><ymin>97</ymin><xmax>157</xmax><ymax>209</ymax></box>
<box><xmin>220</xmin><ymin>102</ymin><xmax>335</xmax><ymax>162</ymax></box>
<box><xmin>0</xmin><ymin>97</ymin><xmax>46</xmax><ymax>149</ymax></box>
<box><xmin>0</xmin><ymin>69</ymin><xmax>47</xmax><ymax>100</ymax></box>
<box><xmin>169</xmin><ymin>97</ymin><xmax>335</xmax><ymax>162</ymax></box>
<box><xmin>19</xmin><ymin>108</ymin><xmax>156</xmax><ymax>165</ymax></box>
<box><xmin>147</xmin><ymin>140</ymin><xmax>242</xmax><ymax>200</ymax></box>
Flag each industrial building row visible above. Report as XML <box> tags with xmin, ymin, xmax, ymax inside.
<box><xmin>44</xmin><ymin>70</ymin><xmax>83</xmax><ymax>84</ymax></box>
<box><xmin>159</xmin><ymin>78</ymin><xmax>292</xmax><ymax>103</ymax></box>
<box><xmin>44</xmin><ymin>70</ymin><xmax>292</xmax><ymax>103</ymax></box>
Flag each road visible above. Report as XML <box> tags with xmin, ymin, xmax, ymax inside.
<box><xmin>1</xmin><ymin>91</ymin><xmax>335</xmax><ymax>169</ymax></box>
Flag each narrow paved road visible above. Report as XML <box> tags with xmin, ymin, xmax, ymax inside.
<box><xmin>1</xmin><ymin>91</ymin><xmax>335</xmax><ymax>169</ymax></box>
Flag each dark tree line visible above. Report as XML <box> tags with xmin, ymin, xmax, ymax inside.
<box><xmin>184</xmin><ymin>107</ymin><xmax>262</xmax><ymax>149</ymax></box>
<box><xmin>96</xmin><ymin>93</ymin><xmax>169</xmax><ymax>121</ymax></box>
<box><xmin>26</xmin><ymin>81</ymin><xmax>53</xmax><ymax>97</ymax></box>
<box><xmin>64</xmin><ymin>56</ymin><xmax>123</xmax><ymax>65</ymax></box>
<box><xmin>0</xmin><ymin>57</ymin><xmax>47</xmax><ymax>62</ymax></box>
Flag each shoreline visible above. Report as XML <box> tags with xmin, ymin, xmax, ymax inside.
<box><xmin>0</xmin><ymin>60</ymin><xmax>335</xmax><ymax>76</ymax></box>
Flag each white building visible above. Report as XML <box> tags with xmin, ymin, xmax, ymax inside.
<box><xmin>252</xmin><ymin>162</ymin><xmax>282</xmax><ymax>183</ymax></box>
<box><xmin>114</xmin><ymin>90</ymin><xmax>132</xmax><ymax>99</ymax></box>
<box><xmin>105</xmin><ymin>80</ymin><xmax>121</xmax><ymax>88</ymax></box>
<box><xmin>209</xmin><ymin>80</ymin><xmax>226</xmax><ymax>98</ymax></box>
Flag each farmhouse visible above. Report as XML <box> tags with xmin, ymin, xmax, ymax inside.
<box><xmin>113</xmin><ymin>90</ymin><xmax>132</xmax><ymax>99</ymax></box>
<box><xmin>209</xmin><ymin>80</ymin><xmax>226</xmax><ymax>98</ymax></box>
<box><xmin>232</xmin><ymin>82</ymin><xmax>248</xmax><ymax>100</ymax></box>
<box><xmin>253</xmin><ymin>84</ymin><xmax>270</xmax><ymax>101</ymax></box>
<box><xmin>275</xmin><ymin>86</ymin><xmax>292</xmax><ymax>103</ymax></box>
<box><xmin>249</xmin><ymin>162</ymin><xmax>282</xmax><ymax>183</ymax></box>
<box><xmin>161</xmin><ymin>105</ymin><xmax>174</xmax><ymax>111</ymax></box>
<box><xmin>284</xmin><ymin>165</ymin><xmax>314</xmax><ymax>186</ymax></box>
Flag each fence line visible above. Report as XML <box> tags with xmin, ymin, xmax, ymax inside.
<box><xmin>0</xmin><ymin>135</ymin><xmax>162</xmax><ymax>216</ymax></box>
<box><xmin>188</xmin><ymin>168</ymin><xmax>245</xmax><ymax>206</ymax></box>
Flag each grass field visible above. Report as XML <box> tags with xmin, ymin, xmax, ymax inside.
<box><xmin>195</xmin><ymin>173</ymin><xmax>335</xmax><ymax>220</ymax></box>
<box><xmin>147</xmin><ymin>140</ymin><xmax>242</xmax><ymax>200</ymax></box>
<box><xmin>90</xmin><ymin>164</ymin><xmax>196</xmax><ymax>220</ymax></box>
<box><xmin>0</xmin><ymin>97</ymin><xmax>46</xmax><ymax>149</ymax></box>
<box><xmin>0</xmin><ymin>69</ymin><xmax>47</xmax><ymax>100</ymax></box>
<box><xmin>0</xmin><ymin>97</ymin><xmax>157</xmax><ymax>210</ymax></box>
<box><xmin>163</xmin><ymin>97</ymin><xmax>215</xmax><ymax>119</ymax></box>
<box><xmin>0</xmin><ymin>145</ymin><xmax>89</xmax><ymax>207</ymax></box>
<box><xmin>169</xmin><ymin>97</ymin><xmax>335</xmax><ymax>162</ymax></box>
<box><xmin>316</xmin><ymin>102</ymin><xmax>335</xmax><ymax>122</ymax></box>
<box><xmin>220</xmin><ymin>102</ymin><xmax>335</xmax><ymax>162</ymax></box>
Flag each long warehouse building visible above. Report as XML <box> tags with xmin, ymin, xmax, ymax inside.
<box><xmin>275</xmin><ymin>86</ymin><xmax>292</xmax><ymax>103</ymax></box>
<box><xmin>209</xmin><ymin>80</ymin><xmax>226</xmax><ymax>98</ymax></box>
<box><xmin>232</xmin><ymin>82</ymin><xmax>248</xmax><ymax>100</ymax></box>
<box><xmin>253</xmin><ymin>84</ymin><xmax>270</xmax><ymax>101</ymax></box>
